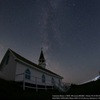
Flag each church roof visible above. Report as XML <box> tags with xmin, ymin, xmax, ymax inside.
<box><xmin>8</xmin><ymin>49</ymin><xmax>63</xmax><ymax>79</ymax></box>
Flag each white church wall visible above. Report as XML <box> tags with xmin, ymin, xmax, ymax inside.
<box><xmin>1</xmin><ymin>52</ymin><xmax>17</xmax><ymax>81</ymax></box>
<box><xmin>15</xmin><ymin>61</ymin><xmax>61</xmax><ymax>86</ymax></box>
<box><xmin>15</xmin><ymin>62</ymin><xmax>27</xmax><ymax>81</ymax></box>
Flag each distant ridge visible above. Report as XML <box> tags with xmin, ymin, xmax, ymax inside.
<box><xmin>80</xmin><ymin>75</ymin><xmax>100</xmax><ymax>85</ymax></box>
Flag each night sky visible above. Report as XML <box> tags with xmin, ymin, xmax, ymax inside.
<box><xmin>0</xmin><ymin>0</ymin><xmax>100</xmax><ymax>84</ymax></box>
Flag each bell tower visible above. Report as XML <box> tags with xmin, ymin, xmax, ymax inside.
<box><xmin>38</xmin><ymin>48</ymin><xmax>46</xmax><ymax>68</ymax></box>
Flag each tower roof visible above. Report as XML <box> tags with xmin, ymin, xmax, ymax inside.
<box><xmin>39</xmin><ymin>49</ymin><xmax>45</xmax><ymax>62</ymax></box>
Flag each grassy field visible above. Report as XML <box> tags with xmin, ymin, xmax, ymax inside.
<box><xmin>0</xmin><ymin>78</ymin><xmax>100</xmax><ymax>99</ymax></box>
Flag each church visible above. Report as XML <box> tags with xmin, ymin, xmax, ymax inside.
<box><xmin>0</xmin><ymin>48</ymin><xmax>65</xmax><ymax>91</ymax></box>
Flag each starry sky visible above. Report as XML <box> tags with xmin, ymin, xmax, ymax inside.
<box><xmin>0</xmin><ymin>0</ymin><xmax>100</xmax><ymax>84</ymax></box>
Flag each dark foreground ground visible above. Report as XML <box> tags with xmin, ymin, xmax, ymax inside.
<box><xmin>0</xmin><ymin>78</ymin><xmax>100</xmax><ymax>100</ymax></box>
<box><xmin>67</xmin><ymin>79</ymin><xmax>100</xmax><ymax>95</ymax></box>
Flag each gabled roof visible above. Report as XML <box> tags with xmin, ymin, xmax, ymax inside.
<box><xmin>8</xmin><ymin>49</ymin><xmax>63</xmax><ymax>79</ymax></box>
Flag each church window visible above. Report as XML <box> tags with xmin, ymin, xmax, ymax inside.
<box><xmin>52</xmin><ymin>77</ymin><xmax>55</xmax><ymax>85</ymax></box>
<box><xmin>25</xmin><ymin>69</ymin><xmax>31</xmax><ymax>80</ymax></box>
<box><xmin>42</xmin><ymin>74</ymin><xmax>45</xmax><ymax>83</ymax></box>
<box><xmin>59</xmin><ymin>79</ymin><xmax>61</xmax><ymax>85</ymax></box>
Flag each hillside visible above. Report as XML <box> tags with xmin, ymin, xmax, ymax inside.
<box><xmin>66</xmin><ymin>80</ymin><xmax>100</xmax><ymax>94</ymax></box>
<box><xmin>0</xmin><ymin>78</ymin><xmax>100</xmax><ymax>99</ymax></box>
<box><xmin>0</xmin><ymin>78</ymin><xmax>64</xmax><ymax>100</ymax></box>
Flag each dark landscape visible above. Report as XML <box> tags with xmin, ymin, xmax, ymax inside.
<box><xmin>0</xmin><ymin>78</ymin><xmax>100</xmax><ymax>99</ymax></box>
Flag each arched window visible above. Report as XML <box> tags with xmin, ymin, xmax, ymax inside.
<box><xmin>25</xmin><ymin>69</ymin><xmax>31</xmax><ymax>80</ymax></box>
<box><xmin>42</xmin><ymin>74</ymin><xmax>45</xmax><ymax>83</ymax></box>
<box><xmin>59</xmin><ymin>79</ymin><xmax>61</xmax><ymax>85</ymax></box>
<box><xmin>52</xmin><ymin>77</ymin><xmax>55</xmax><ymax>85</ymax></box>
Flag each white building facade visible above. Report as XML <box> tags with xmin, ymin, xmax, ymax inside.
<box><xmin>0</xmin><ymin>49</ymin><xmax>65</xmax><ymax>91</ymax></box>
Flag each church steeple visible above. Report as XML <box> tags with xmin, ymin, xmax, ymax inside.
<box><xmin>38</xmin><ymin>48</ymin><xmax>46</xmax><ymax>68</ymax></box>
